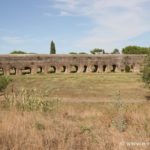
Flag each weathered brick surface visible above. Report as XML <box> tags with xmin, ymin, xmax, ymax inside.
<box><xmin>0</xmin><ymin>54</ymin><xmax>146</xmax><ymax>75</ymax></box>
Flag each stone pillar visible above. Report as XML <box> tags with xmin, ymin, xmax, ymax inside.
<box><xmin>56</xmin><ymin>66</ymin><xmax>61</xmax><ymax>73</ymax></box>
<box><xmin>86</xmin><ymin>66</ymin><xmax>92</xmax><ymax>73</ymax></box>
<box><xmin>43</xmin><ymin>66</ymin><xmax>49</xmax><ymax>74</ymax></box>
<box><xmin>133</xmin><ymin>65</ymin><xmax>140</xmax><ymax>73</ymax></box>
<box><xmin>31</xmin><ymin>67</ymin><xmax>37</xmax><ymax>75</ymax></box>
<box><xmin>97</xmin><ymin>65</ymin><xmax>103</xmax><ymax>73</ymax></box>
<box><xmin>3</xmin><ymin>68</ymin><xmax>10</xmax><ymax>75</ymax></box>
<box><xmin>77</xmin><ymin>66</ymin><xmax>84</xmax><ymax>73</ymax></box>
<box><xmin>105</xmin><ymin>65</ymin><xmax>111</xmax><ymax>73</ymax></box>
<box><xmin>16</xmin><ymin>69</ymin><xmax>22</xmax><ymax>75</ymax></box>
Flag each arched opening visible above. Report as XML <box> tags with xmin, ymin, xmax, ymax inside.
<box><xmin>103</xmin><ymin>65</ymin><xmax>107</xmax><ymax>72</ymax></box>
<box><xmin>83</xmin><ymin>65</ymin><xmax>87</xmax><ymax>73</ymax></box>
<box><xmin>111</xmin><ymin>65</ymin><xmax>117</xmax><ymax>72</ymax></box>
<box><xmin>21</xmin><ymin>67</ymin><xmax>31</xmax><ymax>75</ymax></box>
<box><xmin>10</xmin><ymin>67</ymin><xmax>16</xmax><ymax>75</ymax></box>
<box><xmin>0</xmin><ymin>67</ymin><xmax>4</xmax><ymax>75</ymax></box>
<box><xmin>37</xmin><ymin>66</ymin><xmax>43</xmax><ymax>74</ymax></box>
<box><xmin>125</xmin><ymin>65</ymin><xmax>130</xmax><ymax>72</ymax></box>
<box><xmin>48</xmin><ymin>66</ymin><xmax>56</xmax><ymax>73</ymax></box>
<box><xmin>61</xmin><ymin>66</ymin><xmax>66</xmax><ymax>73</ymax></box>
<box><xmin>70</xmin><ymin>65</ymin><xmax>78</xmax><ymax>73</ymax></box>
<box><xmin>91</xmin><ymin>65</ymin><xmax>98</xmax><ymax>72</ymax></box>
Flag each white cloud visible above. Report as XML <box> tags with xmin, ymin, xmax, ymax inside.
<box><xmin>52</xmin><ymin>0</ymin><xmax>150</xmax><ymax>50</ymax></box>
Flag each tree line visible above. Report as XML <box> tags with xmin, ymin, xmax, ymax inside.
<box><xmin>9</xmin><ymin>40</ymin><xmax>150</xmax><ymax>55</ymax></box>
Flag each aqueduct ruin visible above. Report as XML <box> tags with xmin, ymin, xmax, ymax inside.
<box><xmin>0</xmin><ymin>54</ymin><xmax>146</xmax><ymax>75</ymax></box>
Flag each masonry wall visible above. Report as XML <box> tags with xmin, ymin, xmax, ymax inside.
<box><xmin>0</xmin><ymin>54</ymin><xmax>146</xmax><ymax>75</ymax></box>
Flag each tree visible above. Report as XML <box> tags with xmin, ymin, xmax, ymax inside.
<box><xmin>10</xmin><ymin>50</ymin><xmax>27</xmax><ymax>54</ymax></box>
<box><xmin>112</xmin><ymin>49</ymin><xmax>120</xmax><ymax>54</ymax></box>
<box><xmin>122</xmin><ymin>46</ymin><xmax>150</xmax><ymax>54</ymax></box>
<box><xmin>69</xmin><ymin>52</ymin><xmax>77</xmax><ymax>54</ymax></box>
<box><xmin>90</xmin><ymin>48</ymin><xmax>105</xmax><ymax>54</ymax></box>
<box><xmin>142</xmin><ymin>54</ymin><xmax>150</xmax><ymax>88</ymax></box>
<box><xmin>50</xmin><ymin>41</ymin><xmax>56</xmax><ymax>54</ymax></box>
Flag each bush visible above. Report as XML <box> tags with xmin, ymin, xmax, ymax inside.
<box><xmin>125</xmin><ymin>65</ymin><xmax>130</xmax><ymax>72</ymax></box>
<box><xmin>0</xmin><ymin>76</ymin><xmax>12</xmax><ymax>92</ymax></box>
<box><xmin>122</xmin><ymin>46</ymin><xmax>150</xmax><ymax>54</ymax></box>
<box><xmin>1</xmin><ymin>88</ymin><xmax>61</xmax><ymax>112</ymax></box>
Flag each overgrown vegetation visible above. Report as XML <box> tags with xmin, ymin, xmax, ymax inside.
<box><xmin>122</xmin><ymin>46</ymin><xmax>150</xmax><ymax>54</ymax></box>
<box><xmin>0</xmin><ymin>76</ymin><xmax>12</xmax><ymax>92</ymax></box>
<box><xmin>10</xmin><ymin>50</ymin><xmax>27</xmax><ymax>54</ymax></box>
<box><xmin>0</xmin><ymin>74</ymin><xmax>149</xmax><ymax>149</ymax></box>
<box><xmin>1</xmin><ymin>88</ymin><xmax>61</xmax><ymax>112</ymax></box>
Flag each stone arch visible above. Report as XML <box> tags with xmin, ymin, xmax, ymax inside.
<box><xmin>21</xmin><ymin>66</ymin><xmax>31</xmax><ymax>75</ymax></box>
<box><xmin>91</xmin><ymin>65</ymin><xmax>98</xmax><ymax>72</ymax></box>
<box><xmin>48</xmin><ymin>66</ymin><xmax>56</xmax><ymax>73</ymax></box>
<box><xmin>70</xmin><ymin>65</ymin><xmax>78</xmax><ymax>73</ymax></box>
<box><xmin>0</xmin><ymin>67</ymin><xmax>4</xmax><ymax>75</ymax></box>
<box><xmin>111</xmin><ymin>64</ymin><xmax>117</xmax><ymax>72</ymax></box>
<box><xmin>60</xmin><ymin>66</ymin><xmax>66</xmax><ymax>73</ymax></box>
<box><xmin>103</xmin><ymin>65</ymin><xmax>107</xmax><ymax>72</ymax></box>
<box><xmin>37</xmin><ymin>66</ymin><xmax>43</xmax><ymax>74</ymax></box>
<box><xmin>10</xmin><ymin>67</ymin><xmax>16</xmax><ymax>75</ymax></box>
<box><xmin>83</xmin><ymin>65</ymin><xmax>87</xmax><ymax>73</ymax></box>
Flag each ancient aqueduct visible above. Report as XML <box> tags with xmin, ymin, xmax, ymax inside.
<box><xmin>0</xmin><ymin>54</ymin><xmax>146</xmax><ymax>75</ymax></box>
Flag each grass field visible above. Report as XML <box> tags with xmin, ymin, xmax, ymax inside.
<box><xmin>0</xmin><ymin>73</ymin><xmax>150</xmax><ymax>150</ymax></box>
<box><xmin>7</xmin><ymin>73</ymin><xmax>150</xmax><ymax>102</ymax></box>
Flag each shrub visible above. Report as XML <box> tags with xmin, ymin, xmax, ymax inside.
<box><xmin>125</xmin><ymin>65</ymin><xmax>130</xmax><ymax>72</ymax></box>
<box><xmin>111</xmin><ymin>91</ymin><xmax>127</xmax><ymax>132</ymax></box>
<box><xmin>1</xmin><ymin>88</ymin><xmax>61</xmax><ymax>112</ymax></box>
<box><xmin>0</xmin><ymin>76</ymin><xmax>12</xmax><ymax>92</ymax></box>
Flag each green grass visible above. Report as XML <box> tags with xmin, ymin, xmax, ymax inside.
<box><xmin>7</xmin><ymin>73</ymin><xmax>149</xmax><ymax>102</ymax></box>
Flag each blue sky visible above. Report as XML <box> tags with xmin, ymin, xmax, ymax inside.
<box><xmin>0</xmin><ymin>0</ymin><xmax>150</xmax><ymax>54</ymax></box>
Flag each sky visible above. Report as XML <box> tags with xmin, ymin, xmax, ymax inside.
<box><xmin>0</xmin><ymin>0</ymin><xmax>150</xmax><ymax>54</ymax></box>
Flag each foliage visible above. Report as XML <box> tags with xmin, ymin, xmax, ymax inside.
<box><xmin>122</xmin><ymin>46</ymin><xmax>150</xmax><ymax>54</ymax></box>
<box><xmin>1</xmin><ymin>88</ymin><xmax>61</xmax><ymax>112</ymax></box>
<box><xmin>69</xmin><ymin>52</ymin><xmax>77</xmax><ymax>54</ymax></box>
<box><xmin>125</xmin><ymin>65</ymin><xmax>130</xmax><ymax>72</ymax></box>
<box><xmin>50</xmin><ymin>40</ymin><xmax>56</xmax><ymax>54</ymax></box>
<box><xmin>111</xmin><ymin>91</ymin><xmax>127</xmax><ymax>132</ymax></box>
<box><xmin>10</xmin><ymin>50</ymin><xmax>27</xmax><ymax>54</ymax></box>
<box><xmin>79</xmin><ymin>52</ymin><xmax>87</xmax><ymax>54</ymax></box>
<box><xmin>35</xmin><ymin>122</ymin><xmax>45</xmax><ymax>130</ymax></box>
<box><xmin>90</xmin><ymin>48</ymin><xmax>105</xmax><ymax>54</ymax></box>
<box><xmin>142</xmin><ymin>54</ymin><xmax>150</xmax><ymax>88</ymax></box>
<box><xmin>111</xmin><ymin>49</ymin><xmax>120</xmax><ymax>54</ymax></box>
<box><xmin>0</xmin><ymin>76</ymin><xmax>12</xmax><ymax>92</ymax></box>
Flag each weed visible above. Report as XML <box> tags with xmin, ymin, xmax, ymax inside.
<box><xmin>35</xmin><ymin>122</ymin><xmax>45</xmax><ymax>130</ymax></box>
<box><xmin>111</xmin><ymin>91</ymin><xmax>127</xmax><ymax>132</ymax></box>
<box><xmin>0</xmin><ymin>76</ymin><xmax>12</xmax><ymax>92</ymax></box>
<box><xmin>0</xmin><ymin>88</ymin><xmax>61</xmax><ymax>112</ymax></box>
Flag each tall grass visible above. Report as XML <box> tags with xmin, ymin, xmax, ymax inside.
<box><xmin>0</xmin><ymin>88</ymin><xmax>61</xmax><ymax>112</ymax></box>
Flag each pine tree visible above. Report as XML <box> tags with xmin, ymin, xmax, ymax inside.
<box><xmin>50</xmin><ymin>41</ymin><xmax>56</xmax><ymax>54</ymax></box>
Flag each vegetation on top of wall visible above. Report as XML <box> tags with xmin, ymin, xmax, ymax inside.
<box><xmin>69</xmin><ymin>52</ymin><xmax>78</xmax><ymax>54</ymax></box>
<box><xmin>111</xmin><ymin>49</ymin><xmax>120</xmax><ymax>54</ymax></box>
<box><xmin>90</xmin><ymin>48</ymin><xmax>105</xmax><ymax>54</ymax></box>
<box><xmin>10</xmin><ymin>50</ymin><xmax>27</xmax><ymax>54</ymax></box>
<box><xmin>69</xmin><ymin>52</ymin><xmax>88</xmax><ymax>54</ymax></box>
<box><xmin>122</xmin><ymin>46</ymin><xmax>150</xmax><ymax>54</ymax></box>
